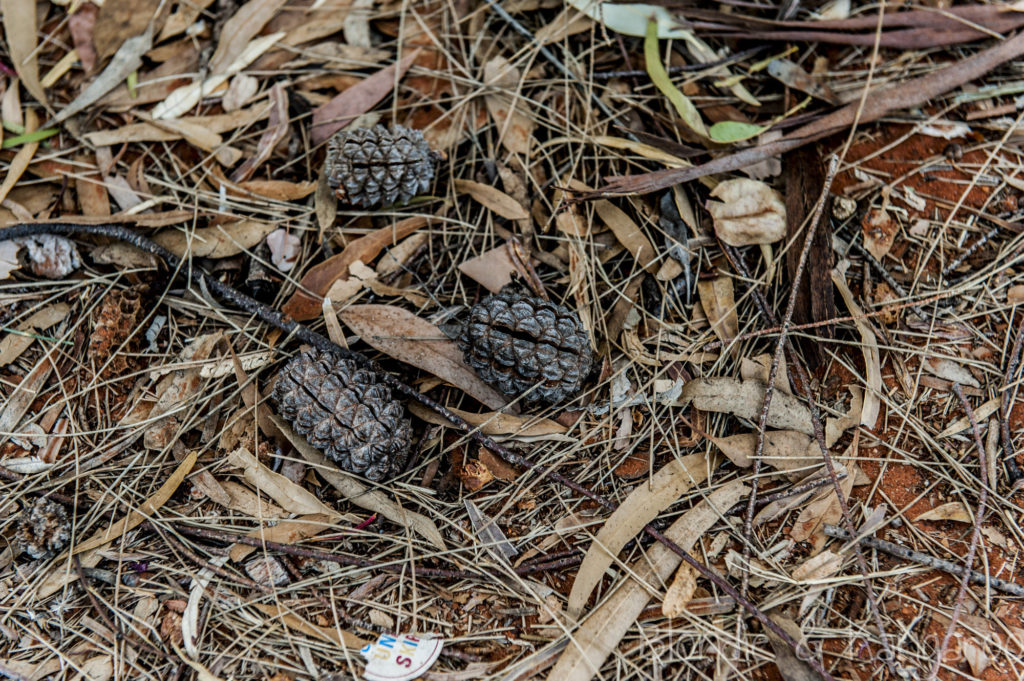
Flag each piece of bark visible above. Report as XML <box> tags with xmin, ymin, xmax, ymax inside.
<box><xmin>783</xmin><ymin>145</ymin><xmax>834</xmax><ymax>366</ymax></box>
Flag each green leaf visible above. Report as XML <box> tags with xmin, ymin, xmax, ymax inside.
<box><xmin>709</xmin><ymin>121</ymin><xmax>766</xmax><ymax>143</ymax></box>
<box><xmin>1</xmin><ymin>127</ymin><xmax>58</xmax><ymax>148</ymax></box>
<box><xmin>644</xmin><ymin>19</ymin><xmax>708</xmax><ymax>138</ymax></box>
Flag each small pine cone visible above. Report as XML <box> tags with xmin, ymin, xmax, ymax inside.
<box><xmin>15</xmin><ymin>498</ymin><xmax>71</xmax><ymax>560</ymax></box>
<box><xmin>324</xmin><ymin>125</ymin><xmax>436</xmax><ymax>208</ymax></box>
<box><xmin>272</xmin><ymin>348</ymin><xmax>412</xmax><ymax>481</ymax></box>
<box><xmin>458</xmin><ymin>284</ymin><xmax>593</xmax><ymax>403</ymax></box>
<box><xmin>89</xmin><ymin>288</ymin><xmax>143</xmax><ymax>378</ymax></box>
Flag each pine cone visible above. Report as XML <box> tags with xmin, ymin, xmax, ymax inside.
<box><xmin>272</xmin><ymin>348</ymin><xmax>411</xmax><ymax>481</ymax></box>
<box><xmin>324</xmin><ymin>125</ymin><xmax>436</xmax><ymax>208</ymax></box>
<box><xmin>15</xmin><ymin>498</ymin><xmax>71</xmax><ymax>560</ymax></box>
<box><xmin>458</xmin><ymin>284</ymin><xmax>593</xmax><ymax>403</ymax></box>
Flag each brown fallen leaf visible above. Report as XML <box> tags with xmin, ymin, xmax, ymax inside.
<box><xmin>0</xmin><ymin>303</ymin><xmax>70</xmax><ymax>366</ymax></box>
<box><xmin>662</xmin><ymin>564</ymin><xmax>698</xmax><ymax>617</ymax></box>
<box><xmin>458</xmin><ymin>246</ymin><xmax>519</xmax><ymax>293</ymax></box>
<box><xmin>340</xmin><ymin>304</ymin><xmax>511</xmax><ymax>411</ymax></box>
<box><xmin>914</xmin><ymin>501</ymin><xmax>972</xmax><ymax>524</ymax></box>
<box><xmin>229</xmin><ymin>513</ymin><xmax>341</xmax><ymax>562</ymax></box>
<box><xmin>234</xmin><ymin>179</ymin><xmax>316</xmax><ymax>201</ymax></box>
<box><xmin>675</xmin><ymin>377</ymin><xmax>814</xmax><ymax>435</ymax></box>
<box><xmin>862</xmin><ymin>209</ymin><xmax>897</xmax><ymax>261</ymax></box>
<box><xmin>208</xmin><ymin>0</ymin><xmax>288</xmax><ymax>75</ymax></box>
<box><xmin>454</xmin><ymin>179</ymin><xmax>530</xmax><ymax>220</ymax></box>
<box><xmin>231</xmin><ymin>82</ymin><xmax>289</xmax><ymax>182</ymax></box>
<box><xmin>1</xmin><ymin>0</ymin><xmax>46</xmax><ymax>105</ymax></box>
<box><xmin>311</xmin><ymin>50</ymin><xmax>420</xmax><ymax>145</ymax></box>
<box><xmin>152</xmin><ymin>220</ymin><xmax>275</xmax><ymax>259</ymax></box>
<box><xmin>228</xmin><ymin>447</ymin><xmax>342</xmax><ymax>518</ymax></box>
<box><xmin>697</xmin><ymin>276</ymin><xmax>739</xmax><ymax>351</ymax></box>
<box><xmin>483</xmin><ymin>56</ymin><xmax>534</xmax><ymax>155</ymax></box>
<box><xmin>764</xmin><ymin>613</ymin><xmax>824</xmax><ymax>681</ymax></box>
<box><xmin>408</xmin><ymin>402</ymin><xmax>565</xmax><ymax>438</ymax></box>
<box><xmin>282</xmin><ymin>216</ymin><xmax>429</xmax><ymax>321</ymax></box>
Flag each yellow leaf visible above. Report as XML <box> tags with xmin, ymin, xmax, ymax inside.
<box><xmin>644</xmin><ymin>19</ymin><xmax>707</xmax><ymax>138</ymax></box>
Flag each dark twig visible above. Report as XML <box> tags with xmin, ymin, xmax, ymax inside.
<box><xmin>823</xmin><ymin>525</ymin><xmax>1022</xmax><ymax>597</ymax></box>
<box><xmin>930</xmin><ymin>385</ymin><xmax>991</xmax><ymax>680</ymax></box>
<box><xmin>0</xmin><ymin>222</ymin><xmax>833</xmax><ymax>681</ymax></box>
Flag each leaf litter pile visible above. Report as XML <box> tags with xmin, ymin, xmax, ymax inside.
<box><xmin>2</xmin><ymin>1</ymin><xmax>1024</xmax><ymax>680</ymax></box>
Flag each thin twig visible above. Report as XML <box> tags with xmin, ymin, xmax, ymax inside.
<box><xmin>1001</xmin><ymin>310</ymin><xmax>1024</xmax><ymax>485</ymax></box>
<box><xmin>929</xmin><ymin>384</ymin><xmax>991</xmax><ymax>680</ymax></box>
<box><xmin>823</xmin><ymin>525</ymin><xmax>1022</xmax><ymax>596</ymax></box>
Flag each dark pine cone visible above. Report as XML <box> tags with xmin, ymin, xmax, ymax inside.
<box><xmin>15</xmin><ymin>498</ymin><xmax>71</xmax><ymax>560</ymax></box>
<box><xmin>324</xmin><ymin>125</ymin><xmax>436</xmax><ymax>208</ymax></box>
<box><xmin>272</xmin><ymin>348</ymin><xmax>412</xmax><ymax>481</ymax></box>
<box><xmin>458</xmin><ymin>284</ymin><xmax>593</xmax><ymax>403</ymax></box>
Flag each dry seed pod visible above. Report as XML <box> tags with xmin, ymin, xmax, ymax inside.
<box><xmin>15</xmin><ymin>497</ymin><xmax>71</xmax><ymax>560</ymax></box>
<box><xmin>272</xmin><ymin>348</ymin><xmax>411</xmax><ymax>481</ymax></box>
<box><xmin>458</xmin><ymin>284</ymin><xmax>593</xmax><ymax>403</ymax></box>
<box><xmin>324</xmin><ymin>125</ymin><xmax>436</xmax><ymax>208</ymax></box>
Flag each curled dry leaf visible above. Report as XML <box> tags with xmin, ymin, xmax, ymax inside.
<box><xmin>458</xmin><ymin>246</ymin><xmax>519</xmax><ymax>293</ymax></box>
<box><xmin>311</xmin><ymin>50</ymin><xmax>419</xmax><ymax>145</ymax></box>
<box><xmin>266</xmin><ymin>228</ymin><xmax>300</xmax><ymax>272</ymax></box>
<box><xmin>153</xmin><ymin>220</ymin><xmax>276</xmax><ymax>259</ymax></box>
<box><xmin>568</xmin><ymin>452</ymin><xmax>716</xmax><ymax>617</ymax></box>
<box><xmin>0</xmin><ymin>303</ymin><xmax>70</xmax><ymax>366</ymax></box>
<box><xmin>832</xmin><ymin>261</ymin><xmax>881</xmax><ymax>427</ymax></box>
<box><xmin>675</xmin><ymin>377</ymin><xmax>814</xmax><ymax>435</ymax></box>
<box><xmin>791</xmin><ymin>550</ymin><xmax>843</xmax><ymax>582</ymax></box>
<box><xmin>340</xmin><ymin>304</ymin><xmax>511</xmax><ymax>411</ymax></box>
<box><xmin>862</xmin><ymin>209</ymin><xmax>897</xmax><ymax>261</ymax></box>
<box><xmin>706</xmin><ymin>178</ymin><xmax>787</xmax><ymax>246</ymax></box>
<box><xmin>697</xmin><ymin>276</ymin><xmax>739</xmax><ymax>351</ymax></box>
<box><xmin>662</xmin><ymin>564</ymin><xmax>698</xmax><ymax>617</ymax></box>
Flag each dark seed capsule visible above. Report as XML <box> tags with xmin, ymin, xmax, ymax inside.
<box><xmin>324</xmin><ymin>125</ymin><xmax>437</xmax><ymax>208</ymax></box>
<box><xmin>458</xmin><ymin>284</ymin><xmax>594</xmax><ymax>404</ymax></box>
<box><xmin>272</xmin><ymin>348</ymin><xmax>412</xmax><ymax>481</ymax></box>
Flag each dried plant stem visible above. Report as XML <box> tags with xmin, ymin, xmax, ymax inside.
<box><xmin>929</xmin><ymin>384</ymin><xmax>990</xmax><ymax>680</ymax></box>
<box><xmin>0</xmin><ymin>220</ymin><xmax>831</xmax><ymax>677</ymax></box>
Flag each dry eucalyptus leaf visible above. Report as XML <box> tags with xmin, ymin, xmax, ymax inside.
<box><xmin>549</xmin><ymin>480</ymin><xmax>748</xmax><ymax>681</ymax></box>
<box><xmin>675</xmin><ymin>377</ymin><xmax>814</xmax><ymax>435</ymax></box>
<box><xmin>764</xmin><ymin>614</ymin><xmax>824</xmax><ymax>681</ymax></box>
<box><xmin>697</xmin><ymin>277</ymin><xmax>739</xmax><ymax>350</ymax></box>
<box><xmin>923</xmin><ymin>357</ymin><xmax>981</xmax><ymax>388</ymax></box>
<box><xmin>568</xmin><ymin>452</ymin><xmax>717</xmax><ymax>617</ymax></box>
<box><xmin>458</xmin><ymin>246</ymin><xmax>519</xmax><ymax>293</ymax></box>
<box><xmin>153</xmin><ymin>220</ymin><xmax>276</xmax><ymax>259</ymax></box>
<box><xmin>408</xmin><ymin>402</ymin><xmax>567</xmax><ymax>439</ymax></box>
<box><xmin>483</xmin><ymin>56</ymin><xmax>534</xmax><ymax>155</ymax></box>
<box><xmin>0</xmin><ymin>303</ymin><xmax>70</xmax><ymax>366</ymax></box>
<box><xmin>340</xmin><ymin>304</ymin><xmax>511</xmax><ymax>411</ymax></box>
<box><xmin>791</xmin><ymin>550</ymin><xmax>842</xmax><ymax>582</ymax></box>
<box><xmin>662</xmin><ymin>564</ymin><xmax>698</xmax><ymax>617</ymax></box>
<box><xmin>454</xmin><ymin>179</ymin><xmax>530</xmax><ymax>220</ymax></box>
<box><xmin>707</xmin><ymin>430</ymin><xmax>821</xmax><ymax>477</ymax></box>
<box><xmin>228</xmin><ymin>447</ymin><xmax>340</xmax><ymax>518</ymax></box>
<box><xmin>914</xmin><ymin>501</ymin><xmax>972</xmax><ymax>523</ymax></box>
<box><xmin>706</xmin><ymin>178</ymin><xmax>786</xmax><ymax>246</ymax></box>
<box><xmin>832</xmin><ymin>261</ymin><xmax>881</xmax><ymax>427</ymax></box>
